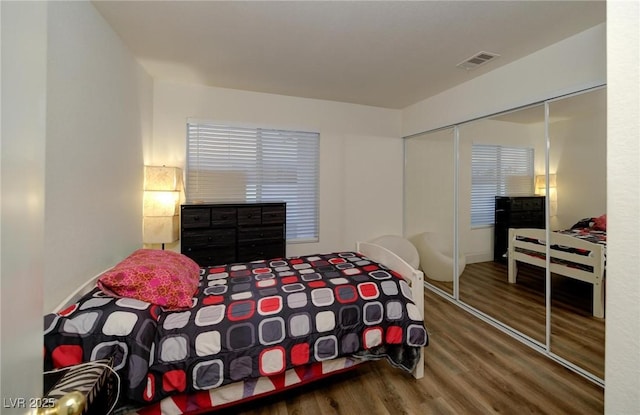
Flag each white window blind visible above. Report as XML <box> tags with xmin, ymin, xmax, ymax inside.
<box><xmin>471</xmin><ymin>144</ymin><xmax>534</xmax><ymax>226</ymax></box>
<box><xmin>186</xmin><ymin>122</ymin><xmax>319</xmax><ymax>243</ymax></box>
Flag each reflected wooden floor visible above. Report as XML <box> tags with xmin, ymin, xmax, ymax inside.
<box><xmin>429</xmin><ymin>261</ymin><xmax>605</xmax><ymax>379</ymax></box>
<box><xmin>214</xmin><ymin>288</ymin><xmax>603</xmax><ymax>415</ymax></box>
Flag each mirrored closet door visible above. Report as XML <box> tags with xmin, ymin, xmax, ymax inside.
<box><xmin>404</xmin><ymin>86</ymin><xmax>606</xmax><ymax>384</ymax></box>
<box><xmin>404</xmin><ymin>128</ymin><xmax>455</xmax><ymax>297</ymax></box>
<box><xmin>547</xmin><ymin>88</ymin><xmax>606</xmax><ymax>380</ymax></box>
<box><xmin>457</xmin><ymin>104</ymin><xmax>547</xmax><ymax>345</ymax></box>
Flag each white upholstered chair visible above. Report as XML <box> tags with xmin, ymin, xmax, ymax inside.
<box><xmin>409</xmin><ymin>232</ymin><xmax>466</xmax><ymax>282</ymax></box>
<box><xmin>368</xmin><ymin>235</ymin><xmax>420</xmax><ymax>270</ymax></box>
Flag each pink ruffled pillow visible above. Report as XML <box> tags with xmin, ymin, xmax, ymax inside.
<box><xmin>97</xmin><ymin>249</ymin><xmax>201</xmax><ymax>309</ymax></box>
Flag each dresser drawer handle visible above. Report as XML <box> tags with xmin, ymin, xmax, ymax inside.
<box><xmin>193</xmin><ymin>215</ymin><xmax>200</xmax><ymax>221</ymax></box>
<box><xmin>221</xmin><ymin>215</ymin><xmax>228</xmax><ymax>220</ymax></box>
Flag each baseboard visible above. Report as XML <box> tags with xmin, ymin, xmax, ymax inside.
<box><xmin>466</xmin><ymin>252</ymin><xmax>493</xmax><ymax>264</ymax></box>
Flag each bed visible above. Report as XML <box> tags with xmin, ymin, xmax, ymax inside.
<box><xmin>507</xmin><ymin>219</ymin><xmax>606</xmax><ymax>318</ymax></box>
<box><xmin>43</xmin><ymin>241</ymin><xmax>427</xmax><ymax>414</ymax></box>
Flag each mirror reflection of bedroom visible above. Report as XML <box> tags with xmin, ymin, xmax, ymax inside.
<box><xmin>457</xmin><ymin>103</ymin><xmax>547</xmax><ymax>345</ymax></box>
<box><xmin>404</xmin><ymin>127</ymin><xmax>455</xmax><ymax>298</ymax></box>
<box><xmin>404</xmin><ymin>87</ymin><xmax>606</xmax><ymax>382</ymax></box>
<box><xmin>548</xmin><ymin>89</ymin><xmax>606</xmax><ymax>379</ymax></box>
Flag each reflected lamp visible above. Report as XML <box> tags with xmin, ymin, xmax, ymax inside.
<box><xmin>535</xmin><ymin>174</ymin><xmax>557</xmax><ymax>216</ymax></box>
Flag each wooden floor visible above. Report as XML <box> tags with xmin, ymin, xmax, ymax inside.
<box><xmin>213</xmin><ymin>288</ymin><xmax>604</xmax><ymax>415</ymax></box>
<box><xmin>430</xmin><ymin>261</ymin><xmax>605</xmax><ymax>379</ymax></box>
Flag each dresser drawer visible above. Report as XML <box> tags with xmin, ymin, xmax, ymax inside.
<box><xmin>181</xmin><ymin>202</ymin><xmax>286</xmax><ymax>267</ymax></box>
<box><xmin>522</xmin><ymin>197</ymin><xmax>544</xmax><ymax>211</ymax></box>
<box><xmin>237</xmin><ymin>226</ymin><xmax>284</xmax><ymax>244</ymax></box>
<box><xmin>510</xmin><ymin>211</ymin><xmax>543</xmax><ymax>225</ymax></box>
<box><xmin>183</xmin><ymin>248</ymin><xmax>236</xmax><ymax>267</ymax></box>
<box><xmin>210</xmin><ymin>208</ymin><xmax>237</xmax><ymax>227</ymax></box>
<box><xmin>237</xmin><ymin>207</ymin><xmax>262</xmax><ymax>226</ymax></box>
<box><xmin>181</xmin><ymin>208</ymin><xmax>211</xmax><ymax>229</ymax></box>
<box><xmin>237</xmin><ymin>242</ymin><xmax>285</xmax><ymax>262</ymax></box>
<box><xmin>262</xmin><ymin>205</ymin><xmax>286</xmax><ymax>224</ymax></box>
<box><xmin>182</xmin><ymin>228</ymin><xmax>236</xmax><ymax>248</ymax></box>
<box><xmin>510</xmin><ymin>197</ymin><xmax>544</xmax><ymax>212</ymax></box>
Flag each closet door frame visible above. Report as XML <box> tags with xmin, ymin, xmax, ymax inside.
<box><xmin>403</xmin><ymin>84</ymin><xmax>606</xmax><ymax>387</ymax></box>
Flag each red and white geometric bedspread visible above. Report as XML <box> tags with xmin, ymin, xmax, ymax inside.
<box><xmin>130</xmin><ymin>357</ymin><xmax>362</xmax><ymax>415</ymax></box>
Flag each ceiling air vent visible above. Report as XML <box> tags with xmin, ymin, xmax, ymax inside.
<box><xmin>456</xmin><ymin>51</ymin><xmax>500</xmax><ymax>71</ymax></box>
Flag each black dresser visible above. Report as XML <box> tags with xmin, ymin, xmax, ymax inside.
<box><xmin>181</xmin><ymin>202</ymin><xmax>286</xmax><ymax>267</ymax></box>
<box><xmin>494</xmin><ymin>196</ymin><xmax>545</xmax><ymax>263</ymax></box>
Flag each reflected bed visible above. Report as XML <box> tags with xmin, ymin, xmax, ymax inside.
<box><xmin>507</xmin><ymin>227</ymin><xmax>606</xmax><ymax>318</ymax></box>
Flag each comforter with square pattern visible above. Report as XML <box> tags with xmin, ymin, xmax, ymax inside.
<box><xmin>44</xmin><ymin>252</ymin><xmax>428</xmax><ymax>404</ymax></box>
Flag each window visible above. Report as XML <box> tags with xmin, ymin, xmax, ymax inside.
<box><xmin>471</xmin><ymin>144</ymin><xmax>534</xmax><ymax>226</ymax></box>
<box><xmin>186</xmin><ymin>122</ymin><xmax>319</xmax><ymax>243</ymax></box>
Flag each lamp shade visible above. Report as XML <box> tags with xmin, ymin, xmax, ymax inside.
<box><xmin>534</xmin><ymin>174</ymin><xmax>558</xmax><ymax>216</ymax></box>
<box><xmin>143</xmin><ymin>191</ymin><xmax>180</xmax><ymax>217</ymax></box>
<box><xmin>143</xmin><ymin>216</ymin><xmax>179</xmax><ymax>244</ymax></box>
<box><xmin>535</xmin><ymin>174</ymin><xmax>557</xmax><ymax>195</ymax></box>
<box><xmin>143</xmin><ymin>165</ymin><xmax>182</xmax><ymax>245</ymax></box>
<box><xmin>144</xmin><ymin>166</ymin><xmax>181</xmax><ymax>191</ymax></box>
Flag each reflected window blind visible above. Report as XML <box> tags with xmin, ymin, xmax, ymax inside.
<box><xmin>187</xmin><ymin>122</ymin><xmax>319</xmax><ymax>243</ymax></box>
<box><xmin>471</xmin><ymin>144</ymin><xmax>534</xmax><ymax>226</ymax></box>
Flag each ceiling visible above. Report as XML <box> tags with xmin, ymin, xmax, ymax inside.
<box><xmin>93</xmin><ymin>1</ymin><xmax>605</xmax><ymax>109</ymax></box>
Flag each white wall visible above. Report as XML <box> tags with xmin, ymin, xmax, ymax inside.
<box><xmin>151</xmin><ymin>81</ymin><xmax>403</xmax><ymax>256</ymax></box>
<box><xmin>44</xmin><ymin>2</ymin><xmax>153</xmax><ymax>311</ymax></box>
<box><xmin>402</xmin><ymin>23</ymin><xmax>607</xmax><ymax>137</ymax></box>
<box><xmin>1</xmin><ymin>2</ymin><xmax>48</xmax><ymax>409</ymax></box>
<box><xmin>404</xmin><ymin>128</ymin><xmax>456</xmax><ymax>241</ymax></box>
<box><xmin>1</xmin><ymin>1</ymin><xmax>152</xmax><ymax>406</ymax></box>
<box><xmin>605</xmin><ymin>1</ymin><xmax>640</xmax><ymax>413</ymax></box>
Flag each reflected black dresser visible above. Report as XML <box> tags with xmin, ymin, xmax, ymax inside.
<box><xmin>493</xmin><ymin>196</ymin><xmax>545</xmax><ymax>263</ymax></box>
<box><xmin>181</xmin><ymin>202</ymin><xmax>286</xmax><ymax>267</ymax></box>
